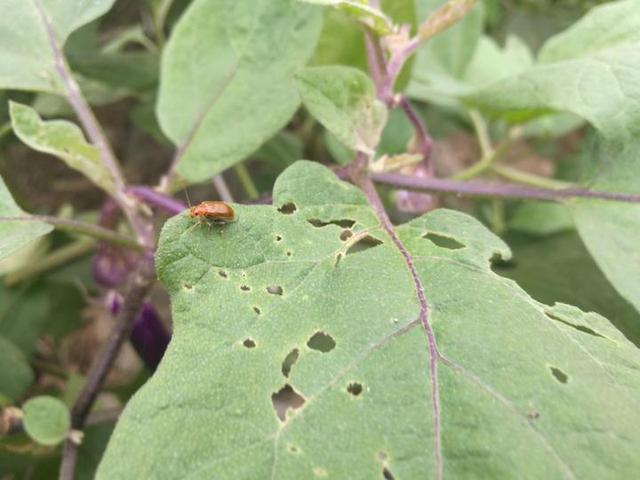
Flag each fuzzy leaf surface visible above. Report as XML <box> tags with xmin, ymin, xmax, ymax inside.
<box><xmin>10</xmin><ymin>102</ymin><xmax>115</xmax><ymax>194</ymax></box>
<box><xmin>0</xmin><ymin>0</ymin><xmax>116</xmax><ymax>93</ymax></box>
<box><xmin>461</xmin><ymin>0</ymin><xmax>640</xmax><ymax>317</ymax></box>
<box><xmin>98</xmin><ymin>161</ymin><xmax>640</xmax><ymax>479</ymax></box>
<box><xmin>156</xmin><ymin>0</ymin><xmax>322</xmax><ymax>183</ymax></box>
<box><xmin>296</xmin><ymin>66</ymin><xmax>387</xmax><ymax>154</ymax></box>
<box><xmin>22</xmin><ymin>396</ymin><xmax>70</xmax><ymax>446</ymax></box>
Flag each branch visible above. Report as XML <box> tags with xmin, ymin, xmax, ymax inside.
<box><xmin>33</xmin><ymin>0</ymin><xmax>149</xmax><ymax>245</ymax></box>
<box><xmin>399</xmin><ymin>96</ymin><xmax>433</xmax><ymax>167</ymax></box>
<box><xmin>371</xmin><ymin>172</ymin><xmax>640</xmax><ymax>204</ymax></box>
<box><xmin>59</xmin><ymin>259</ymin><xmax>156</xmax><ymax>480</ymax></box>
<box><xmin>0</xmin><ymin>215</ymin><xmax>144</xmax><ymax>250</ymax></box>
<box><xmin>4</xmin><ymin>238</ymin><xmax>96</xmax><ymax>286</ymax></box>
<box><xmin>381</xmin><ymin>0</ymin><xmax>476</xmax><ymax>102</ymax></box>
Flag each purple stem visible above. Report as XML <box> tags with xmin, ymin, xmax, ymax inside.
<box><xmin>399</xmin><ymin>96</ymin><xmax>433</xmax><ymax>169</ymax></box>
<box><xmin>371</xmin><ymin>172</ymin><xmax>640</xmax><ymax>204</ymax></box>
<box><xmin>127</xmin><ymin>186</ymin><xmax>186</xmax><ymax>215</ymax></box>
<box><xmin>349</xmin><ymin>153</ymin><xmax>443</xmax><ymax>480</ymax></box>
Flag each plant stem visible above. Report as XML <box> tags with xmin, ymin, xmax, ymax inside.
<box><xmin>212</xmin><ymin>174</ymin><xmax>235</xmax><ymax>203</ymax></box>
<box><xmin>127</xmin><ymin>186</ymin><xmax>186</xmax><ymax>215</ymax></box>
<box><xmin>233</xmin><ymin>163</ymin><xmax>259</xmax><ymax>200</ymax></box>
<box><xmin>4</xmin><ymin>238</ymin><xmax>96</xmax><ymax>286</ymax></box>
<box><xmin>382</xmin><ymin>0</ymin><xmax>476</xmax><ymax>101</ymax></box>
<box><xmin>348</xmin><ymin>153</ymin><xmax>443</xmax><ymax>480</ymax></box>
<box><xmin>59</xmin><ymin>259</ymin><xmax>155</xmax><ymax>480</ymax></box>
<box><xmin>0</xmin><ymin>121</ymin><xmax>12</xmax><ymax>142</ymax></box>
<box><xmin>490</xmin><ymin>164</ymin><xmax>572</xmax><ymax>190</ymax></box>
<box><xmin>399</xmin><ymin>96</ymin><xmax>434</xmax><ymax>166</ymax></box>
<box><xmin>469</xmin><ymin>109</ymin><xmax>492</xmax><ymax>156</ymax></box>
<box><xmin>371</xmin><ymin>172</ymin><xmax>640</xmax><ymax>203</ymax></box>
<box><xmin>0</xmin><ymin>216</ymin><xmax>144</xmax><ymax>251</ymax></box>
<box><xmin>34</xmin><ymin>0</ymin><xmax>149</xmax><ymax>246</ymax></box>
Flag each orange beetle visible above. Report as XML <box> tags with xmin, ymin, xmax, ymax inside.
<box><xmin>189</xmin><ymin>201</ymin><xmax>235</xmax><ymax>224</ymax></box>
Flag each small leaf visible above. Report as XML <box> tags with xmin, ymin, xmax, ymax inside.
<box><xmin>10</xmin><ymin>101</ymin><xmax>116</xmax><ymax>194</ymax></box>
<box><xmin>22</xmin><ymin>396</ymin><xmax>71</xmax><ymax>446</ymax></box>
<box><xmin>0</xmin><ymin>175</ymin><xmax>53</xmax><ymax>263</ymax></box>
<box><xmin>0</xmin><ymin>0</ymin><xmax>116</xmax><ymax>93</ymax></box>
<box><xmin>299</xmin><ymin>0</ymin><xmax>395</xmax><ymax>35</ymax></box>
<box><xmin>156</xmin><ymin>0</ymin><xmax>322</xmax><ymax>183</ymax></box>
<box><xmin>0</xmin><ymin>336</ymin><xmax>34</xmax><ymax>401</ymax></box>
<box><xmin>296</xmin><ymin>66</ymin><xmax>388</xmax><ymax>154</ymax></box>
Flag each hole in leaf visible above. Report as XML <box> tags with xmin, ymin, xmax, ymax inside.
<box><xmin>340</xmin><ymin>229</ymin><xmax>353</xmax><ymax>241</ymax></box>
<box><xmin>282</xmin><ymin>348</ymin><xmax>299</xmax><ymax>377</ymax></box>
<box><xmin>383</xmin><ymin>467</ymin><xmax>396</xmax><ymax>480</ymax></box>
<box><xmin>218</xmin><ymin>270</ymin><xmax>228</xmax><ymax>278</ymax></box>
<box><xmin>267</xmin><ymin>285</ymin><xmax>283</xmax><ymax>296</ymax></box>
<box><xmin>527</xmin><ymin>410</ymin><xmax>540</xmax><ymax>420</ymax></box>
<box><xmin>287</xmin><ymin>444</ymin><xmax>299</xmax><ymax>454</ymax></box>
<box><xmin>313</xmin><ymin>467</ymin><xmax>328</xmax><ymax>478</ymax></box>
<box><xmin>307</xmin><ymin>218</ymin><xmax>355</xmax><ymax>229</ymax></box>
<box><xmin>345</xmin><ymin>235</ymin><xmax>383</xmax><ymax>256</ymax></box>
<box><xmin>271</xmin><ymin>384</ymin><xmax>305</xmax><ymax>422</ymax></box>
<box><xmin>423</xmin><ymin>232</ymin><xmax>465</xmax><ymax>250</ymax></box>
<box><xmin>243</xmin><ymin>338</ymin><xmax>256</xmax><ymax>349</ymax></box>
<box><xmin>307</xmin><ymin>332</ymin><xmax>336</xmax><ymax>352</ymax></box>
<box><xmin>278</xmin><ymin>203</ymin><xmax>297</xmax><ymax>215</ymax></box>
<box><xmin>549</xmin><ymin>366</ymin><xmax>568</xmax><ymax>384</ymax></box>
<box><xmin>240</xmin><ymin>285</ymin><xmax>251</xmax><ymax>292</ymax></box>
<box><xmin>275</xmin><ymin>235</ymin><xmax>283</xmax><ymax>242</ymax></box>
<box><xmin>347</xmin><ymin>382</ymin><xmax>363</xmax><ymax>396</ymax></box>
<box><xmin>286</xmin><ymin>251</ymin><xmax>292</xmax><ymax>257</ymax></box>
<box><xmin>253</xmin><ymin>306</ymin><xmax>261</xmax><ymax>315</ymax></box>
<box><xmin>183</xmin><ymin>283</ymin><xmax>193</xmax><ymax>291</ymax></box>
<box><xmin>545</xmin><ymin>313</ymin><xmax>607</xmax><ymax>339</ymax></box>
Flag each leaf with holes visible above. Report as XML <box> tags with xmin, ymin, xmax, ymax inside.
<box><xmin>0</xmin><ymin>0</ymin><xmax>116</xmax><ymax>93</ymax></box>
<box><xmin>156</xmin><ymin>0</ymin><xmax>322</xmax><ymax>183</ymax></box>
<box><xmin>296</xmin><ymin>66</ymin><xmax>388</xmax><ymax>155</ymax></box>
<box><xmin>98</xmin><ymin>161</ymin><xmax>640</xmax><ymax>479</ymax></box>
<box><xmin>9</xmin><ymin>102</ymin><xmax>116</xmax><ymax>194</ymax></box>
<box><xmin>0</xmin><ymin>175</ymin><xmax>53</xmax><ymax>264</ymax></box>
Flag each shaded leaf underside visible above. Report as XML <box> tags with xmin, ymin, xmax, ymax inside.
<box><xmin>98</xmin><ymin>162</ymin><xmax>640</xmax><ymax>479</ymax></box>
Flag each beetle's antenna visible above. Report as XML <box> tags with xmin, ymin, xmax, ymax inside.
<box><xmin>184</xmin><ymin>188</ymin><xmax>192</xmax><ymax>208</ymax></box>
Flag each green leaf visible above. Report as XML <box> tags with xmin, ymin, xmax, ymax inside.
<box><xmin>0</xmin><ymin>175</ymin><xmax>53</xmax><ymax>264</ymax></box>
<box><xmin>9</xmin><ymin>101</ymin><xmax>116</xmax><ymax>194</ymax></box>
<box><xmin>296</xmin><ymin>66</ymin><xmax>387</xmax><ymax>154</ymax></box>
<box><xmin>98</xmin><ymin>161</ymin><xmax>640</xmax><ymax>479</ymax></box>
<box><xmin>310</xmin><ymin>0</ymin><xmax>417</xmax><ymax>90</ymax></box>
<box><xmin>0</xmin><ymin>283</ymin><xmax>50</xmax><ymax>355</ymax></box>
<box><xmin>408</xmin><ymin>0</ymin><xmax>486</xmax><ymax>106</ymax></box>
<box><xmin>156</xmin><ymin>0</ymin><xmax>322</xmax><ymax>183</ymax></box>
<box><xmin>0</xmin><ymin>0</ymin><xmax>116</xmax><ymax>93</ymax></box>
<box><xmin>299</xmin><ymin>0</ymin><xmax>395</xmax><ymax>35</ymax></box>
<box><xmin>22</xmin><ymin>396</ymin><xmax>70</xmax><ymax>446</ymax></box>
<box><xmin>569</xmin><ymin>139</ymin><xmax>640</xmax><ymax>318</ymax></box>
<box><xmin>464</xmin><ymin>0</ymin><xmax>640</xmax><ymax>138</ymax></box>
<box><xmin>0</xmin><ymin>336</ymin><xmax>34</xmax><ymax>401</ymax></box>
<box><xmin>496</xmin><ymin>232</ymin><xmax>640</xmax><ymax>344</ymax></box>
<box><xmin>460</xmin><ymin>1</ymin><xmax>640</xmax><ymax>317</ymax></box>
